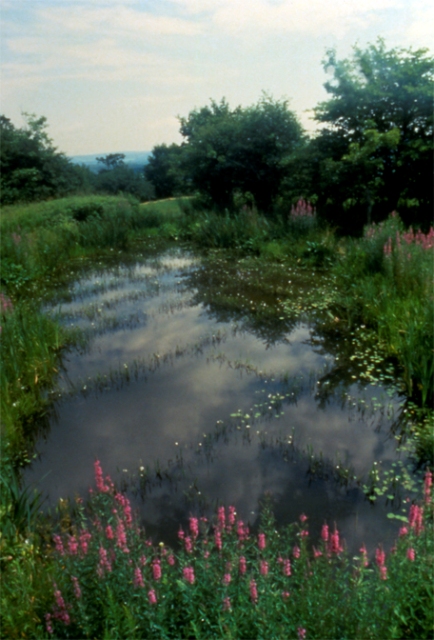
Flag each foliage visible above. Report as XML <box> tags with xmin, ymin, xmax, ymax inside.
<box><xmin>310</xmin><ymin>39</ymin><xmax>433</xmax><ymax>233</ymax></box>
<box><xmin>0</xmin><ymin>114</ymin><xmax>92</xmax><ymax>205</ymax></box>
<box><xmin>179</xmin><ymin>96</ymin><xmax>304</xmax><ymax>212</ymax></box>
<box><xmin>144</xmin><ymin>143</ymin><xmax>188</xmax><ymax>199</ymax></box>
<box><xmin>95</xmin><ymin>155</ymin><xmax>155</xmax><ymax>201</ymax></box>
<box><xmin>3</xmin><ymin>461</ymin><xmax>431</xmax><ymax>639</ymax></box>
<box><xmin>0</xmin><ymin>297</ymin><xmax>64</xmax><ymax>452</ymax></box>
<box><xmin>334</xmin><ymin>212</ymin><xmax>434</xmax><ymax>407</ymax></box>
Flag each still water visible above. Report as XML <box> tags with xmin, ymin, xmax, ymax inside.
<box><xmin>25</xmin><ymin>247</ymin><xmax>410</xmax><ymax>552</ymax></box>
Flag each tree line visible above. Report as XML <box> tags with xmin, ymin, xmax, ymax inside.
<box><xmin>1</xmin><ymin>40</ymin><xmax>432</xmax><ymax>233</ymax></box>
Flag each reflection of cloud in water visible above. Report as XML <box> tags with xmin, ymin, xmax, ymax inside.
<box><xmin>26</xmin><ymin>248</ymin><xmax>407</xmax><ymax>554</ymax></box>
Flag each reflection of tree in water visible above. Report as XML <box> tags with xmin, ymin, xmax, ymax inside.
<box><xmin>184</xmin><ymin>259</ymin><xmax>300</xmax><ymax>346</ymax></box>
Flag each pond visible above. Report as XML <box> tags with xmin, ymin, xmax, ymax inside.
<box><xmin>25</xmin><ymin>246</ymin><xmax>415</xmax><ymax>553</ymax></box>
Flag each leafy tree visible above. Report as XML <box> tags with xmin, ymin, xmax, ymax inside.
<box><xmin>179</xmin><ymin>96</ymin><xmax>304</xmax><ymax>213</ymax></box>
<box><xmin>0</xmin><ymin>114</ymin><xmax>91</xmax><ymax>205</ymax></box>
<box><xmin>94</xmin><ymin>154</ymin><xmax>154</xmax><ymax>201</ymax></box>
<box><xmin>96</xmin><ymin>153</ymin><xmax>126</xmax><ymax>170</ymax></box>
<box><xmin>312</xmin><ymin>39</ymin><xmax>433</xmax><ymax>231</ymax></box>
<box><xmin>144</xmin><ymin>144</ymin><xmax>187</xmax><ymax>199</ymax></box>
<box><xmin>0</xmin><ymin>114</ymin><xmax>92</xmax><ymax>204</ymax></box>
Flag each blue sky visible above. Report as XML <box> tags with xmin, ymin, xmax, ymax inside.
<box><xmin>1</xmin><ymin>0</ymin><xmax>432</xmax><ymax>155</ymax></box>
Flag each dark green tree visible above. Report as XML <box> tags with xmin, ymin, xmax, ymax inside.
<box><xmin>96</xmin><ymin>153</ymin><xmax>126</xmax><ymax>170</ymax></box>
<box><xmin>93</xmin><ymin>153</ymin><xmax>154</xmax><ymax>201</ymax></box>
<box><xmin>144</xmin><ymin>144</ymin><xmax>187</xmax><ymax>199</ymax></box>
<box><xmin>313</xmin><ymin>39</ymin><xmax>433</xmax><ymax>231</ymax></box>
<box><xmin>0</xmin><ymin>114</ymin><xmax>90</xmax><ymax>204</ymax></box>
<box><xmin>179</xmin><ymin>96</ymin><xmax>304</xmax><ymax>212</ymax></box>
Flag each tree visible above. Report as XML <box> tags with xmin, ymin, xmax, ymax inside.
<box><xmin>179</xmin><ymin>96</ymin><xmax>304</xmax><ymax>212</ymax></box>
<box><xmin>96</xmin><ymin>153</ymin><xmax>126</xmax><ymax>170</ymax></box>
<box><xmin>313</xmin><ymin>39</ymin><xmax>433</xmax><ymax>231</ymax></box>
<box><xmin>144</xmin><ymin>144</ymin><xmax>187</xmax><ymax>199</ymax></box>
<box><xmin>0</xmin><ymin>114</ymin><xmax>90</xmax><ymax>204</ymax></box>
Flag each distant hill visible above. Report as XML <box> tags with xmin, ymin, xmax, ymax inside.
<box><xmin>70</xmin><ymin>151</ymin><xmax>151</xmax><ymax>173</ymax></box>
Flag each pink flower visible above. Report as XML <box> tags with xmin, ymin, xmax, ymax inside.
<box><xmin>237</xmin><ymin>519</ymin><xmax>249</xmax><ymax>542</ymax></box>
<box><xmin>94</xmin><ymin>460</ymin><xmax>110</xmax><ymax>493</ymax></box>
<box><xmin>152</xmin><ymin>559</ymin><xmax>162</xmax><ymax>581</ymax></box>
<box><xmin>148</xmin><ymin>589</ymin><xmax>157</xmax><ymax>605</ymax></box>
<box><xmin>250</xmin><ymin>579</ymin><xmax>258</xmax><ymax>603</ymax></box>
<box><xmin>53</xmin><ymin>534</ymin><xmax>64</xmax><ymax>555</ymax></box>
<box><xmin>106</xmin><ymin>525</ymin><xmax>114</xmax><ymax>540</ymax></box>
<box><xmin>406</xmin><ymin>547</ymin><xmax>416</xmax><ymax>562</ymax></box>
<box><xmin>375</xmin><ymin>547</ymin><xmax>385</xmax><ymax>568</ymax></box>
<box><xmin>293</xmin><ymin>546</ymin><xmax>301</xmax><ymax>559</ymax></box>
<box><xmin>223</xmin><ymin>573</ymin><xmax>231</xmax><ymax>585</ymax></box>
<box><xmin>184</xmin><ymin>536</ymin><xmax>193</xmax><ymax>553</ymax></box>
<box><xmin>313</xmin><ymin>547</ymin><xmax>322</xmax><ymax>559</ymax></box>
<box><xmin>399</xmin><ymin>526</ymin><xmax>408</xmax><ymax>537</ymax></box>
<box><xmin>300</xmin><ymin>530</ymin><xmax>309</xmax><ymax>538</ymax></box>
<box><xmin>283</xmin><ymin>559</ymin><xmax>291</xmax><ymax>576</ymax></box>
<box><xmin>260</xmin><ymin>560</ymin><xmax>269</xmax><ymax>576</ymax></box>
<box><xmin>223</xmin><ymin>597</ymin><xmax>231</xmax><ymax>611</ymax></box>
<box><xmin>328</xmin><ymin>528</ymin><xmax>343</xmax><ymax>555</ymax></box>
<box><xmin>282</xmin><ymin>591</ymin><xmax>290</xmax><ymax>599</ymax></box>
<box><xmin>116</xmin><ymin>520</ymin><xmax>129</xmax><ymax>553</ymax></box>
<box><xmin>67</xmin><ymin>535</ymin><xmax>78</xmax><ymax>555</ymax></box>
<box><xmin>189</xmin><ymin>517</ymin><xmax>199</xmax><ymax>539</ymax></box>
<box><xmin>140</xmin><ymin>555</ymin><xmax>147</xmax><ymax>566</ymax></box>
<box><xmin>54</xmin><ymin>586</ymin><xmax>66</xmax><ymax>610</ymax></box>
<box><xmin>79</xmin><ymin>530</ymin><xmax>91</xmax><ymax>555</ymax></box>
<box><xmin>167</xmin><ymin>554</ymin><xmax>175</xmax><ymax>566</ymax></box>
<box><xmin>380</xmin><ymin>566</ymin><xmax>388</xmax><ymax>580</ymax></box>
<box><xmin>134</xmin><ymin>567</ymin><xmax>144</xmax><ymax>588</ymax></box>
<box><xmin>98</xmin><ymin>546</ymin><xmax>112</xmax><ymax>574</ymax></box>
<box><xmin>298</xmin><ymin>627</ymin><xmax>307</xmax><ymax>639</ymax></box>
<box><xmin>178</xmin><ymin>527</ymin><xmax>185</xmax><ymax>540</ymax></box>
<box><xmin>359</xmin><ymin>545</ymin><xmax>368</xmax><ymax>567</ymax></box>
<box><xmin>409</xmin><ymin>504</ymin><xmax>424</xmax><ymax>535</ymax></box>
<box><xmin>217</xmin><ymin>506</ymin><xmax>226</xmax><ymax>530</ymax></box>
<box><xmin>239</xmin><ymin>556</ymin><xmax>247</xmax><ymax>575</ymax></box>
<box><xmin>45</xmin><ymin>613</ymin><xmax>53</xmax><ymax>635</ymax></box>
<box><xmin>215</xmin><ymin>530</ymin><xmax>222</xmax><ymax>551</ymax></box>
<box><xmin>183</xmin><ymin>566</ymin><xmax>195</xmax><ymax>584</ymax></box>
<box><xmin>321</xmin><ymin>524</ymin><xmax>329</xmax><ymax>542</ymax></box>
<box><xmin>228</xmin><ymin>506</ymin><xmax>236</xmax><ymax>527</ymax></box>
<box><xmin>71</xmin><ymin>576</ymin><xmax>81</xmax><ymax>599</ymax></box>
<box><xmin>299</xmin><ymin>513</ymin><xmax>308</xmax><ymax>523</ymax></box>
<box><xmin>115</xmin><ymin>492</ymin><xmax>133</xmax><ymax>527</ymax></box>
<box><xmin>258</xmin><ymin>533</ymin><xmax>266</xmax><ymax>550</ymax></box>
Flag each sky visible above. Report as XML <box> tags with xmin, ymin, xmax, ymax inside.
<box><xmin>1</xmin><ymin>0</ymin><xmax>433</xmax><ymax>157</ymax></box>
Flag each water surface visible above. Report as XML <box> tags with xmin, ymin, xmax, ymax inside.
<box><xmin>26</xmin><ymin>247</ymin><xmax>410</xmax><ymax>552</ymax></box>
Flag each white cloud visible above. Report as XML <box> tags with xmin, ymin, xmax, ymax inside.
<box><xmin>171</xmin><ymin>0</ymin><xmax>403</xmax><ymax>36</ymax></box>
<box><xmin>404</xmin><ymin>1</ymin><xmax>434</xmax><ymax>49</ymax></box>
<box><xmin>35</xmin><ymin>4</ymin><xmax>201</xmax><ymax>37</ymax></box>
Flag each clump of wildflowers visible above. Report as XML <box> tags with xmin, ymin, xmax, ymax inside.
<box><xmin>44</xmin><ymin>461</ymin><xmax>431</xmax><ymax>639</ymax></box>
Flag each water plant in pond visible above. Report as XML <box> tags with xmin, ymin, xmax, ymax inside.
<box><xmin>7</xmin><ymin>461</ymin><xmax>430</xmax><ymax>639</ymax></box>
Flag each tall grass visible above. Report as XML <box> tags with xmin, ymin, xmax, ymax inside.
<box><xmin>335</xmin><ymin>213</ymin><xmax>434</xmax><ymax>407</ymax></box>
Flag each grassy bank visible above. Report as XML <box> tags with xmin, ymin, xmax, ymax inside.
<box><xmin>1</xmin><ymin>195</ymin><xmax>433</xmax><ymax>638</ymax></box>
